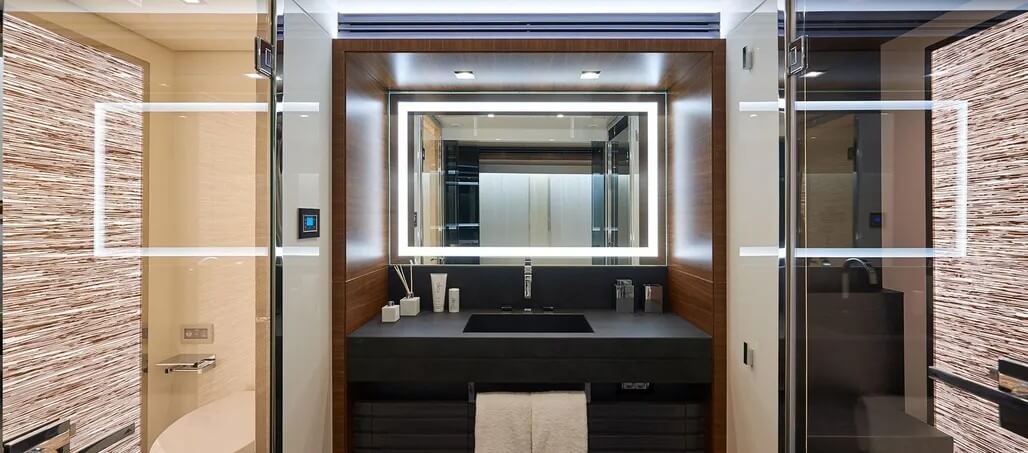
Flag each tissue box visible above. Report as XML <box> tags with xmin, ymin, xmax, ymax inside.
<box><xmin>400</xmin><ymin>296</ymin><xmax>421</xmax><ymax>316</ymax></box>
<box><xmin>381</xmin><ymin>304</ymin><xmax>400</xmax><ymax>323</ymax></box>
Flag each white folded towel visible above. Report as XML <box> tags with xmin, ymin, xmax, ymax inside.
<box><xmin>475</xmin><ymin>392</ymin><xmax>533</xmax><ymax>453</ymax></box>
<box><xmin>530</xmin><ymin>392</ymin><xmax>588</xmax><ymax>453</ymax></box>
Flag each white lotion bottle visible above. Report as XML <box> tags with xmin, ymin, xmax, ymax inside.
<box><xmin>448</xmin><ymin>288</ymin><xmax>460</xmax><ymax>313</ymax></box>
<box><xmin>430</xmin><ymin>273</ymin><xmax>447</xmax><ymax>313</ymax></box>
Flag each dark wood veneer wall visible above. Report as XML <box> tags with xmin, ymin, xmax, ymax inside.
<box><xmin>332</xmin><ymin>38</ymin><xmax>727</xmax><ymax>453</ymax></box>
<box><xmin>667</xmin><ymin>52</ymin><xmax>728</xmax><ymax>453</ymax></box>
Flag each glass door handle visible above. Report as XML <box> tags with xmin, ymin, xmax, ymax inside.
<box><xmin>930</xmin><ymin>358</ymin><xmax>1028</xmax><ymax>439</ymax></box>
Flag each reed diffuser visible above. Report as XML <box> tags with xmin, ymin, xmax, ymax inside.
<box><xmin>394</xmin><ymin>260</ymin><xmax>420</xmax><ymax>316</ymax></box>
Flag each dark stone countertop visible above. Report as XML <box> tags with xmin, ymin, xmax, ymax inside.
<box><xmin>347</xmin><ymin>310</ymin><xmax>712</xmax><ymax>384</ymax></box>
<box><xmin>350</xmin><ymin>309</ymin><xmax>711</xmax><ymax>340</ymax></box>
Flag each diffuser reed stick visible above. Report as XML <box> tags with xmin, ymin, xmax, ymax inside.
<box><xmin>393</xmin><ymin>264</ymin><xmax>412</xmax><ymax>298</ymax></box>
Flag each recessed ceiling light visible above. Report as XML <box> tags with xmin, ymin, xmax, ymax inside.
<box><xmin>454</xmin><ymin>70</ymin><xmax>475</xmax><ymax>80</ymax></box>
<box><xmin>556</xmin><ymin>114</ymin><xmax>565</xmax><ymax>118</ymax></box>
<box><xmin>487</xmin><ymin>113</ymin><xmax>495</xmax><ymax>118</ymax></box>
<box><xmin>300</xmin><ymin>114</ymin><xmax>310</xmax><ymax>118</ymax></box>
<box><xmin>580</xmin><ymin>70</ymin><xmax>601</xmax><ymax>80</ymax></box>
<box><xmin>181</xmin><ymin>0</ymin><xmax>205</xmax><ymax>4</ymax></box>
<box><xmin>244</xmin><ymin>73</ymin><xmax>263</xmax><ymax>79</ymax></box>
<box><xmin>801</xmin><ymin>70</ymin><xmax>825</xmax><ymax>78</ymax></box>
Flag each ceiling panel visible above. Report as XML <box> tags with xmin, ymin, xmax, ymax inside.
<box><xmin>350</xmin><ymin>52</ymin><xmax>704</xmax><ymax>91</ymax></box>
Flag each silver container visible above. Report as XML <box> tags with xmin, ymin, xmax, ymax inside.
<box><xmin>615</xmin><ymin>279</ymin><xmax>635</xmax><ymax>313</ymax></box>
<box><xmin>644</xmin><ymin>284</ymin><xmax>664</xmax><ymax>313</ymax></box>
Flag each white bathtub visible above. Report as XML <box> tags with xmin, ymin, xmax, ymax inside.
<box><xmin>150</xmin><ymin>390</ymin><xmax>255</xmax><ymax>453</ymax></box>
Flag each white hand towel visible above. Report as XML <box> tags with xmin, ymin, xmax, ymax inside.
<box><xmin>475</xmin><ymin>392</ymin><xmax>533</xmax><ymax>453</ymax></box>
<box><xmin>530</xmin><ymin>391</ymin><xmax>588</xmax><ymax>453</ymax></box>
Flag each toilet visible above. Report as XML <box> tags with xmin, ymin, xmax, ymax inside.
<box><xmin>150</xmin><ymin>391</ymin><xmax>255</xmax><ymax>453</ymax></box>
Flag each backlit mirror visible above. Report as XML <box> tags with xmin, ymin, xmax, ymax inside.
<box><xmin>393</xmin><ymin>98</ymin><xmax>665</xmax><ymax>265</ymax></box>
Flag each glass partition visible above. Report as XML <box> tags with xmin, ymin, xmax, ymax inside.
<box><xmin>1</xmin><ymin>1</ymin><xmax>276</xmax><ymax>452</ymax></box>
<box><xmin>786</xmin><ymin>2</ymin><xmax>1028</xmax><ymax>452</ymax></box>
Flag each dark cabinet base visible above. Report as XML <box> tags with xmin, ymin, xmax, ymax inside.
<box><xmin>353</xmin><ymin>384</ymin><xmax>706</xmax><ymax>453</ymax></box>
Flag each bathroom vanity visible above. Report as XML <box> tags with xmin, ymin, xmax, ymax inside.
<box><xmin>347</xmin><ymin>309</ymin><xmax>711</xmax><ymax>452</ymax></box>
<box><xmin>333</xmin><ymin>37</ymin><xmax>727</xmax><ymax>453</ymax></box>
<box><xmin>348</xmin><ymin>310</ymin><xmax>711</xmax><ymax>383</ymax></box>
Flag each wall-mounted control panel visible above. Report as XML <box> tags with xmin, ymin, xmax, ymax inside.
<box><xmin>298</xmin><ymin>208</ymin><xmax>320</xmax><ymax>239</ymax></box>
<box><xmin>181</xmin><ymin>323</ymin><xmax>214</xmax><ymax>344</ymax></box>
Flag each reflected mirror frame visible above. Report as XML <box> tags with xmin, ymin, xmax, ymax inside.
<box><xmin>396</xmin><ymin>101</ymin><xmax>661</xmax><ymax>258</ymax></box>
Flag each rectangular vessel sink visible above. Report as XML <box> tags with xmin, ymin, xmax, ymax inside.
<box><xmin>463</xmin><ymin>313</ymin><xmax>594</xmax><ymax>334</ymax></box>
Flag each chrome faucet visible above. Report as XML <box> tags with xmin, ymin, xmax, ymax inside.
<box><xmin>842</xmin><ymin>258</ymin><xmax>878</xmax><ymax>298</ymax></box>
<box><xmin>523</xmin><ymin>258</ymin><xmax>533</xmax><ymax>300</ymax></box>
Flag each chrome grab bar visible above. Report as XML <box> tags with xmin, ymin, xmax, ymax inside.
<box><xmin>3</xmin><ymin>419</ymin><xmax>71</xmax><ymax>453</ymax></box>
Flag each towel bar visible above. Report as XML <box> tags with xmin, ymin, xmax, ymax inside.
<box><xmin>467</xmin><ymin>382</ymin><xmax>591</xmax><ymax>404</ymax></box>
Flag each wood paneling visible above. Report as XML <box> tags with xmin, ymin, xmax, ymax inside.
<box><xmin>345</xmin><ymin>269</ymin><xmax>389</xmax><ymax>335</ymax></box>
<box><xmin>2</xmin><ymin>15</ymin><xmax>143</xmax><ymax>451</ymax></box>
<box><xmin>345</xmin><ymin>52</ymin><xmax>704</xmax><ymax>92</ymax></box>
<box><xmin>931</xmin><ymin>13</ymin><xmax>1028</xmax><ymax>453</ymax></box>
<box><xmin>333</xmin><ymin>44</ymin><xmax>392</xmax><ymax>453</ymax></box>
<box><xmin>667</xmin><ymin>47</ymin><xmax>727</xmax><ymax>453</ymax></box>
<box><xmin>668</xmin><ymin>268</ymin><xmax>715</xmax><ymax>333</ymax></box>
<box><xmin>344</xmin><ymin>56</ymin><xmax>389</xmax><ymax>280</ymax></box>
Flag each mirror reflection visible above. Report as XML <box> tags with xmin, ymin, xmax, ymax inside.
<box><xmin>405</xmin><ymin>110</ymin><xmax>654</xmax><ymax>265</ymax></box>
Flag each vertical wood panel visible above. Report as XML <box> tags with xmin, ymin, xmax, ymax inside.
<box><xmin>2</xmin><ymin>15</ymin><xmax>143</xmax><ymax>451</ymax></box>
<box><xmin>334</xmin><ymin>44</ymin><xmax>395</xmax><ymax>453</ymax></box>
<box><xmin>344</xmin><ymin>55</ymin><xmax>389</xmax><ymax>281</ymax></box>
<box><xmin>931</xmin><ymin>13</ymin><xmax>1028</xmax><ymax>453</ymax></box>
<box><xmin>331</xmin><ymin>41</ymin><xmax>350</xmax><ymax>453</ymax></box>
<box><xmin>667</xmin><ymin>48</ymin><xmax>727</xmax><ymax>453</ymax></box>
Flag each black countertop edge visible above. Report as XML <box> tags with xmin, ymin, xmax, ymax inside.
<box><xmin>348</xmin><ymin>309</ymin><xmax>712</xmax><ymax>340</ymax></box>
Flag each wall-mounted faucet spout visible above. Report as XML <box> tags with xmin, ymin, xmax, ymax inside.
<box><xmin>842</xmin><ymin>257</ymin><xmax>878</xmax><ymax>298</ymax></box>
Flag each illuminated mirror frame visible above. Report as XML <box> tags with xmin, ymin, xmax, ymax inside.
<box><xmin>396</xmin><ymin>101</ymin><xmax>660</xmax><ymax>258</ymax></box>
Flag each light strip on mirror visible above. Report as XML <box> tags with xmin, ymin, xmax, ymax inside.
<box><xmin>397</xmin><ymin>101</ymin><xmax>660</xmax><ymax>258</ymax></box>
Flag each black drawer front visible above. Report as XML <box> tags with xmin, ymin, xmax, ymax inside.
<box><xmin>354</xmin><ymin>401</ymin><xmax>705</xmax><ymax>453</ymax></box>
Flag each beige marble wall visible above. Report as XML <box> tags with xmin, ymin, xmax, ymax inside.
<box><xmin>1</xmin><ymin>11</ymin><xmax>264</xmax><ymax>452</ymax></box>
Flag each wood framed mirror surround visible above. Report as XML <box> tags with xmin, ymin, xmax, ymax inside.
<box><xmin>332</xmin><ymin>38</ymin><xmax>726</xmax><ymax>453</ymax></box>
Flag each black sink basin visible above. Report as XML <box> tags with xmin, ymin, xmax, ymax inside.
<box><xmin>463</xmin><ymin>313</ymin><xmax>594</xmax><ymax>333</ymax></box>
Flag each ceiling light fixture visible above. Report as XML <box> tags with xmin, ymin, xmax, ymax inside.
<box><xmin>487</xmin><ymin>113</ymin><xmax>495</xmax><ymax>118</ymax></box>
<box><xmin>580</xmin><ymin>70</ymin><xmax>601</xmax><ymax>80</ymax></box>
<box><xmin>454</xmin><ymin>70</ymin><xmax>475</xmax><ymax>80</ymax></box>
<box><xmin>556</xmin><ymin>114</ymin><xmax>565</xmax><ymax>118</ymax></box>
<box><xmin>801</xmin><ymin>70</ymin><xmax>825</xmax><ymax>78</ymax></box>
<box><xmin>181</xmin><ymin>0</ymin><xmax>205</xmax><ymax>4</ymax></box>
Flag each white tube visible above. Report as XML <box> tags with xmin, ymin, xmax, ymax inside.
<box><xmin>430</xmin><ymin>273</ymin><xmax>448</xmax><ymax>313</ymax></box>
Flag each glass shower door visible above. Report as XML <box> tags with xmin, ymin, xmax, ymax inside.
<box><xmin>0</xmin><ymin>1</ymin><xmax>277</xmax><ymax>452</ymax></box>
<box><xmin>786</xmin><ymin>1</ymin><xmax>1028</xmax><ymax>452</ymax></box>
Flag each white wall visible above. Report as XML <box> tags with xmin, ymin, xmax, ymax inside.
<box><xmin>724</xmin><ymin>1</ymin><xmax>780</xmax><ymax>452</ymax></box>
<box><xmin>281</xmin><ymin>1</ymin><xmax>334</xmax><ymax>451</ymax></box>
